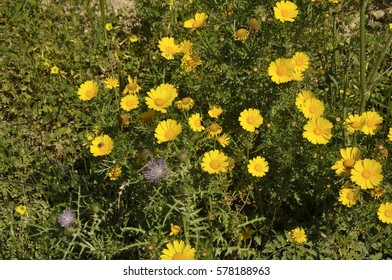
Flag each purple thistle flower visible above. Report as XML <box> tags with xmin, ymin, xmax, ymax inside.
<box><xmin>59</xmin><ymin>209</ymin><xmax>76</xmax><ymax>228</ymax></box>
<box><xmin>144</xmin><ymin>158</ymin><xmax>168</xmax><ymax>183</ymax></box>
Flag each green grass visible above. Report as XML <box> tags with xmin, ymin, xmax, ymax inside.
<box><xmin>0</xmin><ymin>0</ymin><xmax>391</xmax><ymax>260</ymax></box>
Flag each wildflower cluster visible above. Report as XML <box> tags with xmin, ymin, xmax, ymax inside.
<box><xmin>268</xmin><ymin>52</ymin><xmax>310</xmax><ymax>84</ymax></box>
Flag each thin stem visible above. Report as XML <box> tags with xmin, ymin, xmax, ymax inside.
<box><xmin>359</xmin><ymin>0</ymin><xmax>367</xmax><ymax>114</ymax></box>
<box><xmin>367</xmin><ymin>32</ymin><xmax>392</xmax><ymax>90</ymax></box>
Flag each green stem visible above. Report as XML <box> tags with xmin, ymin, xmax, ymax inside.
<box><xmin>367</xmin><ymin>32</ymin><xmax>392</xmax><ymax>90</ymax></box>
<box><xmin>182</xmin><ymin>212</ymin><xmax>189</xmax><ymax>244</ymax></box>
<box><xmin>331</xmin><ymin>11</ymin><xmax>337</xmax><ymax>107</ymax></box>
<box><xmin>359</xmin><ymin>0</ymin><xmax>367</xmax><ymax>114</ymax></box>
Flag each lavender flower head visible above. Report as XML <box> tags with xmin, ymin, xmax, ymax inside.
<box><xmin>59</xmin><ymin>209</ymin><xmax>76</xmax><ymax>228</ymax></box>
<box><xmin>144</xmin><ymin>158</ymin><xmax>169</xmax><ymax>183</ymax></box>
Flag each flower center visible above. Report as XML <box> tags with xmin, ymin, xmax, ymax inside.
<box><xmin>86</xmin><ymin>89</ymin><xmax>95</xmax><ymax>98</ymax></box>
<box><xmin>254</xmin><ymin>164</ymin><xmax>263</xmax><ymax>172</ymax></box>
<box><xmin>293</xmin><ymin>232</ymin><xmax>303</xmax><ymax>240</ymax></box>
<box><xmin>295</xmin><ymin>57</ymin><xmax>304</xmax><ymax>66</ymax></box>
<box><xmin>209</xmin><ymin>123</ymin><xmax>221</xmax><ymax>132</ymax></box>
<box><xmin>192</xmin><ymin>21</ymin><xmax>203</xmax><ymax>29</ymax></box>
<box><xmin>195</xmin><ymin>120</ymin><xmax>202</xmax><ymax>127</ymax></box>
<box><xmin>351</xmin><ymin>121</ymin><xmax>362</xmax><ymax>129</ymax></box>
<box><xmin>165</xmin><ymin>130</ymin><xmax>175</xmax><ymax>140</ymax></box>
<box><xmin>154</xmin><ymin>98</ymin><xmax>166</xmax><ymax>107</ymax></box>
<box><xmin>276</xmin><ymin>65</ymin><xmax>288</xmax><ymax>76</ymax></box>
<box><xmin>362</xmin><ymin>170</ymin><xmax>372</xmax><ymax>179</ymax></box>
<box><xmin>182</xmin><ymin>98</ymin><xmax>191</xmax><ymax>105</ymax></box>
<box><xmin>281</xmin><ymin>9</ymin><xmax>290</xmax><ymax>18</ymax></box>
<box><xmin>128</xmin><ymin>82</ymin><xmax>137</xmax><ymax>91</ymax></box>
<box><xmin>247</xmin><ymin>116</ymin><xmax>256</xmax><ymax>125</ymax></box>
<box><xmin>313</xmin><ymin>126</ymin><xmax>323</xmax><ymax>135</ymax></box>
<box><xmin>210</xmin><ymin>159</ymin><xmax>221</xmax><ymax>169</ymax></box>
<box><xmin>126</xmin><ymin>100</ymin><xmax>134</xmax><ymax>107</ymax></box>
<box><xmin>343</xmin><ymin>158</ymin><xmax>355</xmax><ymax>169</ymax></box>
<box><xmin>182</xmin><ymin>44</ymin><xmax>192</xmax><ymax>53</ymax></box>
<box><xmin>346</xmin><ymin>191</ymin><xmax>354</xmax><ymax>201</ymax></box>
<box><xmin>309</xmin><ymin>106</ymin><xmax>317</xmax><ymax>114</ymax></box>
<box><xmin>186</xmin><ymin>58</ymin><xmax>199</xmax><ymax>67</ymax></box>
<box><xmin>366</xmin><ymin>120</ymin><xmax>375</xmax><ymax>128</ymax></box>
<box><xmin>236</xmin><ymin>29</ymin><xmax>249</xmax><ymax>39</ymax></box>
<box><xmin>172</xmin><ymin>252</ymin><xmax>187</xmax><ymax>260</ymax></box>
<box><xmin>151</xmin><ymin>168</ymin><xmax>164</xmax><ymax>178</ymax></box>
<box><xmin>384</xmin><ymin>209</ymin><xmax>392</xmax><ymax>218</ymax></box>
<box><xmin>99</xmin><ymin>145</ymin><xmax>109</xmax><ymax>153</ymax></box>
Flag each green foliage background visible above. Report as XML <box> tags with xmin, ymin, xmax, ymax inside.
<box><xmin>0</xmin><ymin>0</ymin><xmax>391</xmax><ymax>259</ymax></box>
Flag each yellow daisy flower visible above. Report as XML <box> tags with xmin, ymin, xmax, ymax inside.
<box><xmin>176</xmin><ymin>97</ymin><xmax>195</xmax><ymax>110</ymax></box>
<box><xmin>121</xmin><ymin>94</ymin><xmax>139</xmax><ymax>111</ymax></box>
<box><xmin>350</xmin><ymin>159</ymin><xmax>383</xmax><ymax>189</ymax></box>
<box><xmin>169</xmin><ymin>224</ymin><xmax>181</xmax><ymax>236</ymax></box>
<box><xmin>184</xmin><ymin>12</ymin><xmax>208</xmax><ymax>30</ymax></box>
<box><xmin>15</xmin><ymin>205</ymin><xmax>27</xmax><ymax>215</ymax></box>
<box><xmin>104</xmin><ymin>76</ymin><xmax>119</xmax><ymax>89</ymax></box>
<box><xmin>108</xmin><ymin>166</ymin><xmax>122</xmax><ymax>181</ymax></box>
<box><xmin>77</xmin><ymin>80</ymin><xmax>98</xmax><ymax>101</ymax></box>
<box><xmin>268</xmin><ymin>58</ymin><xmax>295</xmax><ymax>84</ymax></box>
<box><xmin>207</xmin><ymin>123</ymin><xmax>222</xmax><ymax>137</ymax></box>
<box><xmin>247</xmin><ymin>156</ymin><xmax>269</xmax><ymax>177</ymax></box>
<box><xmin>130</xmin><ymin>35</ymin><xmax>138</xmax><ymax>43</ymax></box>
<box><xmin>217</xmin><ymin>134</ymin><xmax>230</xmax><ymax>147</ymax></box>
<box><xmin>181</xmin><ymin>53</ymin><xmax>202</xmax><ymax>72</ymax></box>
<box><xmin>344</xmin><ymin>114</ymin><xmax>366</xmax><ymax>133</ymax></box>
<box><xmin>145</xmin><ymin>83</ymin><xmax>178</xmax><ymax>113</ymax></box>
<box><xmin>188</xmin><ymin>113</ymin><xmax>205</xmax><ymax>132</ymax></box>
<box><xmin>361</xmin><ymin>111</ymin><xmax>383</xmax><ymax>135</ymax></box>
<box><xmin>290</xmin><ymin>227</ymin><xmax>307</xmax><ymax>244</ymax></box>
<box><xmin>300</xmin><ymin>98</ymin><xmax>325</xmax><ymax>119</ymax></box>
<box><xmin>158</xmin><ymin>37</ymin><xmax>181</xmax><ymax>60</ymax></box>
<box><xmin>123</xmin><ymin>76</ymin><xmax>142</xmax><ymax>95</ymax></box>
<box><xmin>201</xmin><ymin>149</ymin><xmax>229</xmax><ymax>174</ymax></box>
<box><xmin>180</xmin><ymin>40</ymin><xmax>193</xmax><ymax>54</ymax></box>
<box><xmin>208</xmin><ymin>106</ymin><xmax>223</xmax><ymax>118</ymax></box>
<box><xmin>291</xmin><ymin>52</ymin><xmax>310</xmax><ymax>72</ymax></box>
<box><xmin>154</xmin><ymin>119</ymin><xmax>182</xmax><ymax>144</ymax></box>
<box><xmin>338</xmin><ymin>187</ymin><xmax>359</xmax><ymax>207</ymax></box>
<box><xmin>377</xmin><ymin>202</ymin><xmax>392</xmax><ymax>224</ymax></box>
<box><xmin>274</xmin><ymin>1</ymin><xmax>299</xmax><ymax>23</ymax></box>
<box><xmin>331</xmin><ymin>147</ymin><xmax>360</xmax><ymax>176</ymax></box>
<box><xmin>295</xmin><ymin>90</ymin><xmax>315</xmax><ymax>110</ymax></box>
<box><xmin>234</xmin><ymin>28</ymin><xmax>250</xmax><ymax>42</ymax></box>
<box><xmin>239</xmin><ymin>108</ymin><xmax>263</xmax><ymax>132</ymax></box>
<box><xmin>388</xmin><ymin>128</ymin><xmax>392</xmax><ymax>142</ymax></box>
<box><xmin>303</xmin><ymin>117</ymin><xmax>333</xmax><ymax>144</ymax></box>
<box><xmin>105</xmin><ymin>23</ymin><xmax>113</xmax><ymax>31</ymax></box>
<box><xmin>51</xmin><ymin>66</ymin><xmax>59</xmax><ymax>74</ymax></box>
<box><xmin>240</xmin><ymin>228</ymin><xmax>255</xmax><ymax>240</ymax></box>
<box><xmin>90</xmin><ymin>135</ymin><xmax>114</xmax><ymax>157</ymax></box>
<box><xmin>160</xmin><ymin>240</ymin><xmax>195</xmax><ymax>260</ymax></box>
